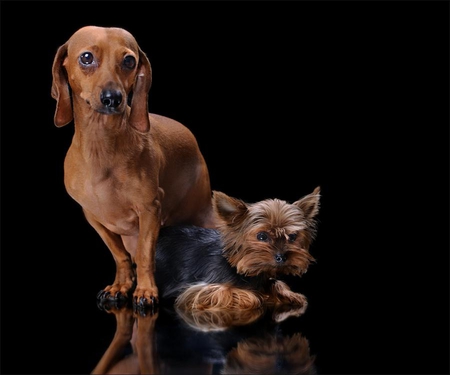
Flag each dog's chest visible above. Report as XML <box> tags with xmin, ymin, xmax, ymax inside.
<box><xmin>65</xmin><ymin>166</ymin><xmax>144</xmax><ymax>234</ymax></box>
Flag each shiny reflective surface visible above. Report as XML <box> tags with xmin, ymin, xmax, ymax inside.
<box><xmin>92</xmin><ymin>301</ymin><xmax>316</xmax><ymax>375</ymax></box>
<box><xmin>1</xmin><ymin>2</ymin><xmax>449</xmax><ymax>375</ymax></box>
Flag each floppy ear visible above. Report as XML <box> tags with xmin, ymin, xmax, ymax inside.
<box><xmin>51</xmin><ymin>43</ymin><xmax>73</xmax><ymax>127</ymax></box>
<box><xmin>295</xmin><ymin>186</ymin><xmax>321</xmax><ymax>220</ymax></box>
<box><xmin>129</xmin><ymin>47</ymin><xmax>152</xmax><ymax>133</ymax></box>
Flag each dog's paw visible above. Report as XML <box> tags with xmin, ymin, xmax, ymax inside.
<box><xmin>96</xmin><ymin>290</ymin><xmax>129</xmax><ymax>311</ymax></box>
<box><xmin>175</xmin><ymin>283</ymin><xmax>263</xmax><ymax>311</ymax></box>
<box><xmin>132</xmin><ymin>296</ymin><xmax>158</xmax><ymax>316</ymax></box>
<box><xmin>132</xmin><ymin>284</ymin><xmax>159</xmax><ymax>307</ymax></box>
<box><xmin>271</xmin><ymin>280</ymin><xmax>308</xmax><ymax>306</ymax></box>
<box><xmin>285</xmin><ymin>291</ymin><xmax>308</xmax><ymax>307</ymax></box>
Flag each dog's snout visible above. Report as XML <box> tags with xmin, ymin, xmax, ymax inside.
<box><xmin>275</xmin><ymin>253</ymin><xmax>287</xmax><ymax>263</ymax></box>
<box><xmin>100</xmin><ymin>89</ymin><xmax>122</xmax><ymax>108</ymax></box>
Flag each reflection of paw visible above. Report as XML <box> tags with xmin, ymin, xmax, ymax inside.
<box><xmin>175</xmin><ymin>305</ymin><xmax>265</xmax><ymax>332</ymax></box>
<box><xmin>272</xmin><ymin>303</ymin><xmax>308</xmax><ymax>323</ymax></box>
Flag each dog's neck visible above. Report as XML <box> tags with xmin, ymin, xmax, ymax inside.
<box><xmin>71</xmin><ymin>101</ymin><xmax>147</xmax><ymax>168</ymax></box>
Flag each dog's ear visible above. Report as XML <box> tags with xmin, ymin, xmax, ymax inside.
<box><xmin>212</xmin><ymin>190</ymin><xmax>248</xmax><ymax>225</ymax></box>
<box><xmin>295</xmin><ymin>186</ymin><xmax>321</xmax><ymax>220</ymax></box>
<box><xmin>129</xmin><ymin>47</ymin><xmax>152</xmax><ymax>133</ymax></box>
<box><xmin>51</xmin><ymin>43</ymin><xmax>73</xmax><ymax>127</ymax></box>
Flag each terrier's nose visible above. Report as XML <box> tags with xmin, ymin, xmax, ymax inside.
<box><xmin>275</xmin><ymin>253</ymin><xmax>287</xmax><ymax>263</ymax></box>
<box><xmin>100</xmin><ymin>89</ymin><xmax>122</xmax><ymax>108</ymax></box>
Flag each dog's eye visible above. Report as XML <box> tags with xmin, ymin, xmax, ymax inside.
<box><xmin>288</xmin><ymin>233</ymin><xmax>297</xmax><ymax>242</ymax></box>
<box><xmin>123</xmin><ymin>55</ymin><xmax>136</xmax><ymax>69</ymax></box>
<box><xmin>79</xmin><ymin>52</ymin><xmax>94</xmax><ymax>65</ymax></box>
<box><xmin>257</xmin><ymin>231</ymin><xmax>269</xmax><ymax>242</ymax></box>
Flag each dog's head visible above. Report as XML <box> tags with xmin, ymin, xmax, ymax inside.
<box><xmin>51</xmin><ymin>25</ymin><xmax>152</xmax><ymax>132</ymax></box>
<box><xmin>212</xmin><ymin>187</ymin><xmax>320</xmax><ymax>278</ymax></box>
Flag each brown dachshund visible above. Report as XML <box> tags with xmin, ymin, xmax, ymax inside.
<box><xmin>51</xmin><ymin>26</ymin><xmax>217</xmax><ymax>307</ymax></box>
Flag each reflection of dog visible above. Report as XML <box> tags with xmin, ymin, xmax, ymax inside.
<box><xmin>93</xmin><ymin>304</ymin><xmax>316</xmax><ymax>375</ymax></box>
<box><xmin>176</xmin><ymin>303</ymin><xmax>309</xmax><ymax>332</ymax></box>
<box><xmin>155</xmin><ymin>187</ymin><xmax>321</xmax><ymax>313</ymax></box>
<box><xmin>51</xmin><ymin>26</ymin><xmax>216</xmax><ymax>307</ymax></box>
<box><xmin>223</xmin><ymin>333</ymin><xmax>316</xmax><ymax>375</ymax></box>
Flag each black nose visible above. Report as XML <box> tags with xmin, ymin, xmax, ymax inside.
<box><xmin>275</xmin><ymin>253</ymin><xmax>287</xmax><ymax>263</ymax></box>
<box><xmin>100</xmin><ymin>89</ymin><xmax>122</xmax><ymax>108</ymax></box>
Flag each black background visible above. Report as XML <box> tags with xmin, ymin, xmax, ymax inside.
<box><xmin>1</xmin><ymin>1</ymin><xmax>449</xmax><ymax>374</ymax></box>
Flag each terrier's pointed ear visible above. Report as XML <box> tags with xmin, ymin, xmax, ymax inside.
<box><xmin>295</xmin><ymin>186</ymin><xmax>321</xmax><ymax>220</ymax></box>
<box><xmin>212</xmin><ymin>190</ymin><xmax>248</xmax><ymax>224</ymax></box>
<box><xmin>129</xmin><ymin>47</ymin><xmax>152</xmax><ymax>132</ymax></box>
<box><xmin>51</xmin><ymin>43</ymin><xmax>73</xmax><ymax>127</ymax></box>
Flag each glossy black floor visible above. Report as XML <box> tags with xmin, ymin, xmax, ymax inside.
<box><xmin>1</xmin><ymin>2</ymin><xmax>449</xmax><ymax>374</ymax></box>
<box><xmin>92</xmin><ymin>297</ymin><xmax>317</xmax><ymax>375</ymax></box>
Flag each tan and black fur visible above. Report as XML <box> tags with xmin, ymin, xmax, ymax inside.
<box><xmin>153</xmin><ymin>187</ymin><xmax>321</xmax><ymax>313</ymax></box>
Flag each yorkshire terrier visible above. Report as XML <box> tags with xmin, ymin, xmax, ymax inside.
<box><xmin>153</xmin><ymin>186</ymin><xmax>321</xmax><ymax>314</ymax></box>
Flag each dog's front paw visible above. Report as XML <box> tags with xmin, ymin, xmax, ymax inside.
<box><xmin>284</xmin><ymin>291</ymin><xmax>308</xmax><ymax>307</ymax></box>
<box><xmin>96</xmin><ymin>289</ymin><xmax>129</xmax><ymax>311</ymax></box>
<box><xmin>96</xmin><ymin>278</ymin><xmax>136</xmax><ymax>310</ymax></box>
<box><xmin>132</xmin><ymin>285</ymin><xmax>159</xmax><ymax>315</ymax></box>
<box><xmin>271</xmin><ymin>280</ymin><xmax>308</xmax><ymax>307</ymax></box>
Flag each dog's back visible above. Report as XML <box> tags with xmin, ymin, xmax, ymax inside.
<box><xmin>147</xmin><ymin>114</ymin><xmax>216</xmax><ymax>228</ymax></box>
<box><xmin>155</xmin><ymin>226</ymin><xmax>245</xmax><ymax>300</ymax></box>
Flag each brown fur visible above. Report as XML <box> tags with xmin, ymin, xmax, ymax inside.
<box><xmin>223</xmin><ymin>333</ymin><xmax>316</xmax><ymax>375</ymax></box>
<box><xmin>92</xmin><ymin>304</ymin><xmax>314</xmax><ymax>374</ymax></box>
<box><xmin>173</xmin><ymin>187</ymin><xmax>320</xmax><ymax>314</ymax></box>
<box><xmin>214</xmin><ymin>190</ymin><xmax>319</xmax><ymax>278</ymax></box>
<box><xmin>51</xmin><ymin>26</ymin><xmax>216</xmax><ymax>306</ymax></box>
<box><xmin>175</xmin><ymin>282</ymin><xmax>264</xmax><ymax>312</ymax></box>
<box><xmin>176</xmin><ymin>304</ymin><xmax>266</xmax><ymax>332</ymax></box>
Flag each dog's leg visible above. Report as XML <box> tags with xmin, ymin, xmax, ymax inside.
<box><xmin>176</xmin><ymin>303</ymin><xmax>265</xmax><ymax>331</ymax></box>
<box><xmin>84</xmin><ymin>210</ymin><xmax>135</xmax><ymax>299</ymax></box>
<box><xmin>132</xmin><ymin>193</ymin><xmax>163</xmax><ymax>306</ymax></box>
<box><xmin>269</xmin><ymin>280</ymin><xmax>308</xmax><ymax>307</ymax></box>
<box><xmin>175</xmin><ymin>283</ymin><xmax>263</xmax><ymax>311</ymax></box>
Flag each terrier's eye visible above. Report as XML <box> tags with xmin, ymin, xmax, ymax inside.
<box><xmin>288</xmin><ymin>233</ymin><xmax>297</xmax><ymax>242</ymax></box>
<box><xmin>256</xmin><ymin>231</ymin><xmax>269</xmax><ymax>242</ymax></box>
<box><xmin>79</xmin><ymin>52</ymin><xmax>94</xmax><ymax>65</ymax></box>
<box><xmin>123</xmin><ymin>55</ymin><xmax>136</xmax><ymax>69</ymax></box>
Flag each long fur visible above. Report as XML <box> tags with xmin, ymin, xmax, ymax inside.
<box><xmin>154</xmin><ymin>186</ymin><xmax>321</xmax><ymax>314</ymax></box>
<box><xmin>154</xmin><ymin>226</ymin><xmax>267</xmax><ymax>303</ymax></box>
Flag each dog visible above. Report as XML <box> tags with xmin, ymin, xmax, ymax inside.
<box><xmin>153</xmin><ymin>186</ymin><xmax>321</xmax><ymax>314</ymax></box>
<box><xmin>51</xmin><ymin>26</ymin><xmax>217</xmax><ymax>307</ymax></box>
